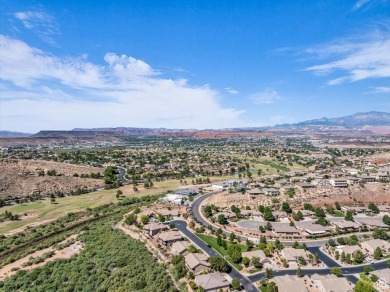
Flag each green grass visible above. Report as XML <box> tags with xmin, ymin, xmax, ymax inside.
<box><xmin>332</xmin><ymin>211</ymin><xmax>345</xmax><ymax>217</ymax></box>
<box><xmin>0</xmin><ymin>172</ymin><xmax>252</xmax><ymax>235</ymax></box>
<box><xmin>196</xmin><ymin>233</ymin><xmax>257</xmax><ymax>271</ymax></box>
<box><xmin>0</xmin><ymin>178</ymin><xmax>184</xmax><ymax>234</ymax></box>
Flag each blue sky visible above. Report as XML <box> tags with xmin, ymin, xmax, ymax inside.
<box><xmin>1</xmin><ymin>0</ymin><xmax>390</xmax><ymax>132</ymax></box>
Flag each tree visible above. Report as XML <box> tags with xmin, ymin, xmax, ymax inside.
<box><xmin>373</xmin><ymin>247</ymin><xmax>383</xmax><ymax>260</ymax></box>
<box><xmin>298</xmin><ymin>256</ymin><xmax>306</xmax><ymax>266</ymax></box>
<box><xmin>231</xmin><ymin>278</ymin><xmax>241</xmax><ymax>291</ymax></box>
<box><xmin>229</xmin><ymin>232</ymin><xmax>236</xmax><ymax>243</ymax></box>
<box><xmin>340</xmin><ymin>251</ymin><xmax>346</xmax><ymax>263</ymax></box>
<box><xmin>315</xmin><ymin>207</ymin><xmax>325</xmax><ymax>218</ymax></box>
<box><xmin>242</xmin><ymin>257</ymin><xmax>250</xmax><ymax>266</ymax></box>
<box><xmin>227</xmin><ymin>244</ymin><xmax>242</xmax><ymax>263</ymax></box>
<box><xmin>189</xmin><ymin>220</ymin><xmax>195</xmax><ymax>229</ymax></box>
<box><xmin>203</xmin><ymin>205</ymin><xmax>212</xmax><ymax>217</ymax></box>
<box><xmin>384</xmin><ymin>215</ymin><xmax>390</xmax><ymax>226</ymax></box>
<box><xmin>281</xmin><ymin>202</ymin><xmax>292</xmax><ymax>213</ymax></box>
<box><xmin>353</xmin><ymin>250</ymin><xmax>364</xmax><ymax>264</ymax></box>
<box><xmin>251</xmin><ymin>256</ymin><xmax>262</xmax><ymax>269</ymax></box>
<box><xmin>368</xmin><ymin>203</ymin><xmax>379</xmax><ymax>214</ymax></box>
<box><xmin>265</xmin><ymin>268</ymin><xmax>273</xmax><ymax>279</ymax></box>
<box><xmin>209</xmin><ymin>256</ymin><xmax>229</xmax><ymax>272</ymax></box>
<box><xmin>363</xmin><ymin>266</ymin><xmax>374</xmax><ymax>275</ymax></box>
<box><xmin>140</xmin><ymin>215</ymin><xmax>149</xmax><ymax>225</ymax></box>
<box><xmin>335</xmin><ymin>201</ymin><xmax>341</xmax><ymax>210</ymax></box>
<box><xmin>125</xmin><ymin>213</ymin><xmax>137</xmax><ymax>225</ymax></box>
<box><xmin>346</xmin><ymin>253</ymin><xmax>352</xmax><ymax>264</ymax></box>
<box><xmin>263</xmin><ymin>207</ymin><xmax>275</xmax><ymax>221</ymax></box>
<box><xmin>345</xmin><ymin>210</ymin><xmax>354</xmax><ymax>221</ymax></box>
<box><xmin>330</xmin><ymin>267</ymin><xmax>342</xmax><ymax>277</ymax></box>
<box><xmin>354</xmin><ymin>279</ymin><xmax>374</xmax><ymax>292</ymax></box>
<box><xmin>217</xmin><ymin>214</ymin><xmax>228</xmax><ymax>225</ymax></box>
<box><xmin>296</xmin><ymin>266</ymin><xmax>302</xmax><ymax>277</ymax></box>
<box><xmin>188</xmin><ymin>244</ymin><xmax>196</xmax><ymax>253</ymax></box>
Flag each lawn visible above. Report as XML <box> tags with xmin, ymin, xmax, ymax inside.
<box><xmin>0</xmin><ymin>178</ymin><xmax>183</xmax><ymax>234</ymax></box>
<box><xmin>0</xmin><ymin>173</ymin><xmax>242</xmax><ymax>235</ymax></box>
<box><xmin>195</xmin><ymin>233</ymin><xmax>258</xmax><ymax>271</ymax></box>
<box><xmin>332</xmin><ymin>211</ymin><xmax>345</xmax><ymax>217</ymax></box>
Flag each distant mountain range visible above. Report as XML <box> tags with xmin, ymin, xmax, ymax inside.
<box><xmin>276</xmin><ymin>111</ymin><xmax>390</xmax><ymax>128</ymax></box>
<box><xmin>0</xmin><ymin>131</ymin><xmax>31</xmax><ymax>137</ymax></box>
<box><xmin>3</xmin><ymin>112</ymin><xmax>390</xmax><ymax>139</ymax></box>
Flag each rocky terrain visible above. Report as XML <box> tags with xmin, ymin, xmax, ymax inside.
<box><xmin>0</xmin><ymin>159</ymin><xmax>104</xmax><ymax>198</ymax></box>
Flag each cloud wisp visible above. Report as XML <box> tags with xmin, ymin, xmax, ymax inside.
<box><xmin>14</xmin><ymin>10</ymin><xmax>60</xmax><ymax>45</ymax></box>
<box><xmin>250</xmin><ymin>89</ymin><xmax>282</xmax><ymax>105</ymax></box>
<box><xmin>225</xmin><ymin>87</ymin><xmax>239</xmax><ymax>95</ymax></box>
<box><xmin>305</xmin><ymin>32</ymin><xmax>390</xmax><ymax>85</ymax></box>
<box><xmin>0</xmin><ymin>35</ymin><xmax>245</xmax><ymax>132</ymax></box>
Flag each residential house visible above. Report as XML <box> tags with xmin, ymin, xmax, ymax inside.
<box><xmin>311</xmin><ymin>274</ymin><xmax>353</xmax><ymax>292</ymax></box>
<box><xmin>376</xmin><ymin>172</ymin><xmax>390</xmax><ymax>182</ymax></box>
<box><xmin>354</xmin><ymin>217</ymin><xmax>388</xmax><ymax>228</ymax></box>
<box><xmin>359</xmin><ymin>174</ymin><xmax>376</xmax><ymax>183</ymax></box>
<box><xmin>361</xmin><ymin>239</ymin><xmax>390</xmax><ymax>255</ymax></box>
<box><xmin>143</xmin><ymin>223</ymin><xmax>168</xmax><ymax>236</ymax></box>
<box><xmin>274</xmin><ymin>275</ymin><xmax>308</xmax><ymax>292</ymax></box>
<box><xmin>242</xmin><ymin>250</ymin><xmax>270</xmax><ymax>265</ymax></box>
<box><xmin>281</xmin><ymin>248</ymin><xmax>309</xmax><ymax>264</ymax></box>
<box><xmin>185</xmin><ymin>253</ymin><xmax>210</xmax><ymax>274</ymax></box>
<box><xmin>262</xmin><ymin>187</ymin><xmax>280</xmax><ymax>196</ymax></box>
<box><xmin>158</xmin><ymin>209</ymin><xmax>179</xmax><ymax>219</ymax></box>
<box><xmin>336</xmin><ymin>245</ymin><xmax>363</xmax><ymax>257</ymax></box>
<box><xmin>171</xmin><ymin>241</ymin><xmax>191</xmax><ymax>256</ymax></box>
<box><xmin>195</xmin><ymin>272</ymin><xmax>230</xmax><ymax>292</ymax></box>
<box><xmin>378</xmin><ymin>205</ymin><xmax>390</xmax><ymax>213</ymax></box>
<box><xmin>240</xmin><ymin>210</ymin><xmax>262</xmax><ymax>217</ymax></box>
<box><xmin>371</xmin><ymin>268</ymin><xmax>390</xmax><ymax>292</ymax></box>
<box><xmin>329</xmin><ymin>178</ymin><xmax>348</xmax><ymax>188</ymax></box>
<box><xmin>247</xmin><ymin>189</ymin><xmax>263</xmax><ymax>196</ymax></box>
<box><xmin>295</xmin><ymin>222</ymin><xmax>332</xmax><ymax>235</ymax></box>
<box><xmin>158</xmin><ymin>230</ymin><xmax>183</xmax><ymax>246</ymax></box>
<box><xmin>340</xmin><ymin>206</ymin><xmax>367</xmax><ymax>214</ymax></box>
<box><xmin>346</xmin><ymin>177</ymin><xmax>361</xmax><ymax>185</ymax></box>
<box><xmin>272</xmin><ymin>224</ymin><xmax>300</xmax><ymax>236</ymax></box>
<box><xmin>332</xmin><ymin>220</ymin><xmax>361</xmax><ymax>231</ymax></box>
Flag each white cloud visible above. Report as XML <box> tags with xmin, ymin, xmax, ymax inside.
<box><xmin>14</xmin><ymin>10</ymin><xmax>60</xmax><ymax>45</ymax></box>
<box><xmin>305</xmin><ymin>32</ymin><xmax>390</xmax><ymax>85</ymax></box>
<box><xmin>0</xmin><ymin>35</ymin><xmax>245</xmax><ymax>132</ymax></box>
<box><xmin>225</xmin><ymin>87</ymin><xmax>239</xmax><ymax>95</ymax></box>
<box><xmin>250</xmin><ymin>89</ymin><xmax>282</xmax><ymax>104</ymax></box>
<box><xmin>371</xmin><ymin>86</ymin><xmax>390</xmax><ymax>93</ymax></box>
<box><xmin>353</xmin><ymin>0</ymin><xmax>371</xmax><ymax>10</ymax></box>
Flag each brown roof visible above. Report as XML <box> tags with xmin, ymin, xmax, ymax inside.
<box><xmin>143</xmin><ymin>223</ymin><xmax>168</xmax><ymax>232</ymax></box>
<box><xmin>185</xmin><ymin>253</ymin><xmax>210</xmax><ymax>270</ymax></box>
<box><xmin>242</xmin><ymin>250</ymin><xmax>268</xmax><ymax>262</ymax></box>
<box><xmin>195</xmin><ymin>273</ymin><xmax>229</xmax><ymax>290</ymax></box>
<box><xmin>158</xmin><ymin>230</ymin><xmax>182</xmax><ymax>242</ymax></box>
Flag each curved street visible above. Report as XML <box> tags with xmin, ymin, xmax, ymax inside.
<box><xmin>171</xmin><ymin>220</ymin><xmax>259</xmax><ymax>292</ymax></box>
<box><xmin>186</xmin><ymin>191</ymin><xmax>390</xmax><ymax>286</ymax></box>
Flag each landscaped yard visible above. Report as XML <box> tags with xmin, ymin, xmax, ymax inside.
<box><xmin>332</xmin><ymin>211</ymin><xmax>345</xmax><ymax>217</ymax></box>
<box><xmin>196</xmin><ymin>233</ymin><xmax>259</xmax><ymax>271</ymax></box>
<box><xmin>0</xmin><ymin>179</ymin><xmax>183</xmax><ymax>234</ymax></box>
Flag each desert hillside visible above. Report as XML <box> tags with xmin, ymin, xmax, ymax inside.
<box><xmin>0</xmin><ymin>159</ymin><xmax>104</xmax><ymax>199</ymax></box>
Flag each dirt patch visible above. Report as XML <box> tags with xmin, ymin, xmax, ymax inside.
<box><xmin>0</xmin><ymin>159</ymin><xmax>104</xmax><ymax>198</ymax></box>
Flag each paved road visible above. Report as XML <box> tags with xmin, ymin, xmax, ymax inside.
<box><xmin>189</xmin><ymin>192</ymin><xmax>390</xmax><ymax>285</ymax></box>
<box><xmin>116</xmin><ymin>166</ymin><xmax>129</xmax><ymax>183</ymax></box>
<box><xmin>189</xmin><ymin>192</ymin><xmax>330</xmax><ymax>247</ymax></box>
<box><xmin>171</xmin><ymin>220</ymin><xmax>259</xmax><ymax>292</ymax></box>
